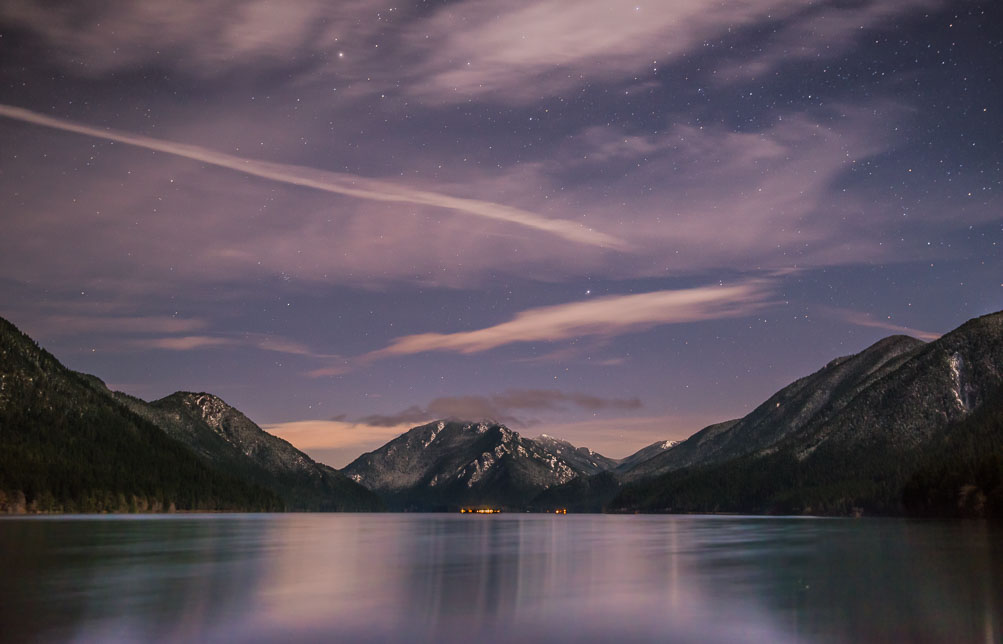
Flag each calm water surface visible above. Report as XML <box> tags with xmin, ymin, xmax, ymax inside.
<box><xmin>0</xmin><ymin>514</ymin><xmax>999</xmax><ymax>643</ymax></box>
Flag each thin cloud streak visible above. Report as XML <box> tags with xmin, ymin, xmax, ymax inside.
<box><xmin>827</xmin><ymin>307</ymin><xmax>942</xmax><ymax>341</ymax></box>
<box><xmin>129</xmin><ymin>332</ymin><xmax>346</xmax><ymax>362</ymax></box>
<box><xmin>305</xmin><ymin>364</ymin><xmax>353</xmax><ymax>378</ymax></box>
<box><xmin>365</xmin><ymin>280</ymin><xmax>775</xmax><ymax>359</ymax></box>
<box><xmin>0</xmin><ymin>104</ymin><xmax>622</xmax><ymax>249</ymax></box>
<box><xmin>138</xmin><ymin>335</ymin><xmax>234</xmax><ymax>351</ymax></box>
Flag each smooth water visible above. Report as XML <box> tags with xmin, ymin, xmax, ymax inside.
<box><xmin>0</xmin><ymin>514</ymin><xmax>999</xmax><ymax>643</ymax></box>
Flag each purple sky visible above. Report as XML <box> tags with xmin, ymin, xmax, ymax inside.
<box><xmin>1</xmin><ymin>0</ymin><xmax>1000</xmax><ymax>466</ymax></box>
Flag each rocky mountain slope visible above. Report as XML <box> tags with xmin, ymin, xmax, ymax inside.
<box><xmin>0</xmin><ymin>316</ymin><xmax>281</xmax><ymax>513</ymax></box>
<box><xmin>620</xmin><ymin>334</ymin><xmax>926</xmax><ymax>482</ymax></box>
<box><xmin>521</xmin><ymin>439</ymin><xmax>683</xmax><ymax>512</ymax></box>
<box><xmin>533</xmin><ymin>434</ymin><xmax>619</xmax><ymax>474</ymax></box>
<box><xmin>115</xmin><ymin>391</ymin><xmax>382</xmax><ymax>511</ymax></box>
<box><xmin>527</xmin><ymin>471</ymin><xmax>623</xmax><ymax>513</ymax></box>
<box><xmin>342</xmin><ymin>420</ymin><xmax>709</xmax><ymax>510</ymax></box>
<box><xmin>343</xmin><ymin>420</ymin><xmax>610</xmax><ymax>510</ymax></box>
<box><xmin>610</xmin><ymin>311</ymin><xmax>1003</xmax><ymax>515</ymax></box>
<box><xmin>613</xmin><ymin>439</ymin><xmax>680</xmax><ymax>473</ymax></box>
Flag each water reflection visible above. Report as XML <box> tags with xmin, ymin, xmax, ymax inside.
<box><xmin>0</xmin><ymin>515</ymin><xmax>1000</xmax><ymax>643</ymax></box>
<box><xmin>0</xmin><ymin>516</ymin><xmax>274</xmax><ymax>643</ymax></box>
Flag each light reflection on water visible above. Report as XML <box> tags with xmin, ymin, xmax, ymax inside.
<box><xmin>0</xmin><ymin>514</ymin><xmax>999</xmax><ymax>643</ymax></box>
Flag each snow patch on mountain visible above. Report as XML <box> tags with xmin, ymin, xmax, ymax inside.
<box><xmin>423</xmin><ymin>424</ymin><xmax>442</xmax><ymax>448</ymax></box>
<box><xmin>949</xmin><ymin>352</ymin><xmax>972</xmax><ymax>411</ymax></box>
<box><xmin>466</xmin><ymin>452</ymin><xmax>497</xmax><ymax>486</ymax></box>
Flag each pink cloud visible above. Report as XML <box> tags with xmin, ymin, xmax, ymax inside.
<box><xmin>356</xmin><ymin>389</ymin><xmax>643</xmax><ymax>427</ymax></box>
<box><xmin>365</xmin><ymin>279</ymin><xmax>775</xmax><ymax>359</ymax></box>
<box><xmin>403</xmin><ymin>0</ymin><xmax>793</xmax><ymax>104</ymax></box>
<box><xmin>128</xmin><ymin>333</ymin><xmax>348</xmax><ymax>368</ymax></box>
<box><xmin>0</xmin><ymin>100</ymin><xmax>939</xmax><ymax>296</ymax></box>
<box><xmin>304</xmin><ymin>365</ymin><xmax>353</xmax><ymax>378</ymax></box>
<box><xmin>139</xmin><ymin>335</ymin><xmax>235</xmax><ymax>351</ymax></box>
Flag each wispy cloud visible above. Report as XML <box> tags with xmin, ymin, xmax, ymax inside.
<box><xmin>826</xmin><ymin>307</ymin><xmax>941</xmax><ymax>341</ymax></box>
<box><xmin>304</xmin><ymin>364</ymin><xmax>353</xmax><ymax>378</ymax></box>
<box><xmin>364</xmin><ymin>279</ymin><xmax>775</xmax><ymax>359</ymax></box>
<box><xmin>138</xmin><ymin>335</ymin><xmax>234</xmax><ymax>351</ymax></box>
<box><xmin>129</xmin><ymin>332</ymin><xmax>348</xmax><ymax>364</ymax></box>
<box><xmin>357</xmin><ymin>388</ymin><xmax>643</xmax><ymax>427</ymax></box>
<box><xmin>0</xmin><ymin>104</ymin><xmax>621</xmax><ymax>249</ymax></box>
<box><xmin>0</xmin><ymin>99</ymin><xmax>935</xmax><ymax>292</ymax></box>
<box><xmin>403</xmin><ymin>0</ymin><xmax>785</xmax><ymax>103</ymax></box>
<box><xmin>403</xmin><ymin>0</ymin><xmax>942</xmax><ymax>104</ymax></box>
<box><xmin>1</xmin><ymin>0</ymin><xmax>943</xmax><ymax>104</ymax></box>
<box><xmin>0</xmin><ymin>0</ymin><xmax>379</xmax><ymax>78</ymax></box>
<box><xmin>248</xmin><ymin>334</ymin><xmax>333</xmax><ymax>357</ymax></box>
<box><xmin>714</xmin><ymin>0</ymin><xmax>943</xmax><ymax>83</ymax></box>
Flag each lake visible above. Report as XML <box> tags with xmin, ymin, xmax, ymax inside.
<box><xmin>0</xmin><ymin>514</ymin><xmax>999</xmax><ymax>643</ymax></box>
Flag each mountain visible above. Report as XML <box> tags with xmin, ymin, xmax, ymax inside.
<box><xmin>524</xmin><ymin>440</ymin><xmax>685</xmax><ymax>512</ymax></box>
<box><xmin>527</xmin><ymin>471</ymin><xmax>623</xmax><ymax>513</ymax></box>
<box><xmin>614</xmin><ymin>439</ymin><xmax>680</xmax><ymax>473</ymax></box>
<box><xmin>114</xmin><ymin>391</ymin><xmax>383</xmax><ymax>511</ymax></box>
<box><xmin>533</xmin><ymin>434</ymin><xmax>619</xmax><ymax>474</ymax></box>
<box><xmin>343</xmin><ymin>420</ymin><xmax>605</xmax><ymax>510</ymax></box>
<box><xmin>344</xmin><ymin>421</ymin><xmax>700</xmax><ymax>511</ymax></box>
<box><xmin>619</xmin><ymin>334</ymin><xmax>925</xmax><ymax>482</ymax></box>
<box><xmin>0</xmin><ymin>315</ymin><xmax>381</xmax><ymax>513</ymax></box>
<box><xmin>0</xmin><ymin>316</ymin><xmax>281</xmax><ymax>513</ymax></box>
<box><xmin>901</xmin><ymin>384</ymin><xmax>1003</xmax><ymax>518</ymax></box>
<box><xmin>610</xmin><ymin>311</ymin><xmax>1003</xmax><ymax>515</ymax></box>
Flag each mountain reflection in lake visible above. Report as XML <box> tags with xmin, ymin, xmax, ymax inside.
<box><xmin>0</xmin><ymin>514</ymin><xmax>999</xmax><ymax>643</ymax></box>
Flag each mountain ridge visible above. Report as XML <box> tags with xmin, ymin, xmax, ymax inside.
<box><xmin>0</xmin><ymin>315</ymin><xmax>381</xmax><ymax>513</ymax></box>
<box><xmin>4</xmin><ymin>309</ymin><xmax>1002</xmax><ymax>516</ymax></box>
<box><xmin>343</xmin><ymin>420</ymin><xmax>586</xmax><ymax>510</ymax></box>
<box><xmin>621</xmin><ymin>334</ymin><xmax>928</xmax><ymax>482</ymax></box>
<box><xmin>116</xmin><ymin>390</ymin><xmax>383</xmax><ymax>511</ymax></box>
<box><xmin>0</xmin><ymin>316</ymin><xmax>282</xmax><ymax>513</ymax></box>
<box><xmin>609</xmin><ymin>310</ymin><xmax>1003</xmax><ymax>515</ymax></box>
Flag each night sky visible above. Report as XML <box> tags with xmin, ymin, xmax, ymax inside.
<box><xmin>1</xmin><ymin>1</ymin><xmax>1000</xmax><ymax>466</ymax></box>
